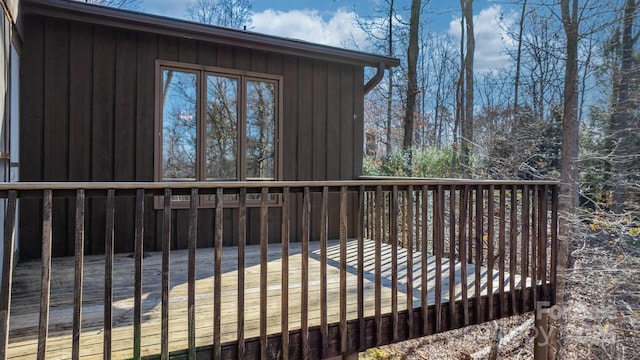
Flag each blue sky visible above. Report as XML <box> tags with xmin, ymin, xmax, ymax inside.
<box><xmin>137</xmin><ymin>0</ymin><xmax>515</xmax><ymax>71</ymax></box>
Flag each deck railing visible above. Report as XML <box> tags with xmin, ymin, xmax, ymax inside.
<box><xmin>0</xmin><ymin>180</ymin><xmax>558</xmax><ymax>359</ymax></box>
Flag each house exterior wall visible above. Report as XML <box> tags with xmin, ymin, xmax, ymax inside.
<box><xmin>19</xmin><ymin>15</ymin><xmax>365</xmax><ymax>258</ymax></box>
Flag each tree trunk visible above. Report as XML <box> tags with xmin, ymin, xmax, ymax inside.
<box><xmin>554</xmin><ymin>0</ymin><xmax>580</xmax><ymax>358</ymax></box>
<box><xmin>513</xmin><ymin>0</ymin><xmax>527</xmax><ymax>133</ymax></box>
<box><xmin>453</xmin><ymin>6</ymin><xmax>465</xmax><ymax>176</ymax></box>
<box><xmin>402</xmin><ymin>0</ymin><xmax>421</xmax><ymax>174</ymax></box>
<box><xmin>612</xmin><ymin>0</ymin><xmax>637</xmax><ymax>213</ymax></box>
<box><xmin>460</xmin><ymin>0</ymin><xmax>474</xmax><ymax>178</ymax></box>
<box><xmin>385</xmin><ymin>0</ymin><xmax>395</xmax><ymax>158</ymax></box>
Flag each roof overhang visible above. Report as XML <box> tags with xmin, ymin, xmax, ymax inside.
<box><xmin>21</xmin><ymin>0</ymin><xmax>400</xmax><ymax>69</ymax></box>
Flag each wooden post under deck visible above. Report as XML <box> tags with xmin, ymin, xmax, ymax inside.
<box><xmin>534</xmin><ymin>308</ymin><xmax>550</xmax><ymax>360</ymax></box>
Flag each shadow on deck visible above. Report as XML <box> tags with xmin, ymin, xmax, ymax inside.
<box><xmin>7</xmin><ymin>239</ymin><xmax>550</xmax><ymax>359</ymax></box>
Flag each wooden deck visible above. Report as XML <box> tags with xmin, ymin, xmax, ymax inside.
<box><xmin>8</xmin><ymin>238</ymin><xmax>532</xmax><ymax>359</ymax></box>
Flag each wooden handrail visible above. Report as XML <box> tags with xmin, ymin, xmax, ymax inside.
<box><xmin>0</xmin><ymin>179</ymin><xmax>559</xmax><ymax>191</ymax></box>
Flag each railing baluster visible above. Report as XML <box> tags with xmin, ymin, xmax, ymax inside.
<box><xmin>539</xmin><ymin>185</ymin><xmax>548</xmax><ymax>300</ymax></box>
<box><xmin>280</xmin><ymin>187</ymin><xmax>289</xmax><ymax>360</ymax></box>
<box><xmin>509</xmin><ymin>185</ymin><xmax>517</xmax><ymax>315</ymax></box>
<box><xmin>434</xmin><ymin>185</ymin><xmax>443</xmax><ymax>332</ymax></box>
<box><xmin>498</xmin><ymin>185</ymin><xmax>507</xmax><ymax>317</ymax></box>
<box><xmin>320</xmin><ymin>187</ymin><xmax>328</xmax><ymax>357</ymax></box>
<box><xmin>390</xmin><ymin>186</ymin><xmax>398</xmax><ymax>341</ymax></box>
<box><xmin>37</xmin><ymin>189</ymin><xmax>53</xmax><ymax>359</ymax></box>
<box><xmin>551</xmin><ymin>185</ymin><xmax>559</xmax><ymax>304</ymax></box>
<box><xmin>339</xmin><ymin>186</ymin><xmax>348</xmax><ymax>354</ymax></box>
<box><xmin>133</xmin><ymin>189</ymin><xmax>144</xmax><ymax>360</ymax></box>
<box><xmin>374</xmin><ymin>185</ymin><xmax>382</xmax><ymax>345</ymax></box>
<box><xmin>357</xmin><ymin>186</ymin><xmax>365</xmax><ymax>350</ymax></box>
<box><xmin>448</xmin><ymin>185</ymin><xmax>456</xmax><ymax>327</ymax></box>
<box><xmin>104</xmin><ymin>189</ymin><xmax>115</xmax><ymax>360</ymax></box>
<box><xmin>487</xmin><ymin>185</ymin><xmax>495</xmax><ymax>320</ymax></box>
<box><xmin>161</xmin><ymin>189</ymin><xmax>171</xmax><ymax>360</ymax></box>
<box><xmin>406</xmin><ymin>185</ymin><xmax>414</xmax><ymax>338</ymax></box>
<box><xmin>301</xmin><ymin>187</ymin><xmax>310</xmax><ymax>359</ymax></box>
<box><xmin>531</xmin><ymin>185</ymin><xmax>538</xmax><ymax>306</ymax></box>
<box><xmin>72</xmin><ymin>189</ymin><xmax>85</xmax><ymax>360</ymax></box>
<box><xmin>187</xmin><ymin>188</ymin><xmax>198</xmax><ymax>359</ymax></box>
<box><xmin>214</xmin><ymin>187</ymin><xmax>223</xmax><ymax>359</ymax></box>
<box><xmin>420</xmin><ymin>185</ymin><xmax>428</xmax><ymax>335</ymax></box>
<box><xmin>415</xmin><ymin>188</ymin><xmax>421</xmax><ymax>251</ymax></box>
<box><xmin>475</xmin><ymin>185</ymin><xmax>483</xmax><ymax>322</ymax></box>
<box><xmin>458</xmin><ymin>186</ymin><xmax>469</xmax><ymax>326</ymax></box>
<box><xmin>468</xmin><ymin>187</ymin><xmax>474</xmax><ymax>268</ymax></box>
<box><xmin>521</xmin><ymin>185</ymin><xmax>530</xmax><ymax>312</ymax></box>
<box><xmin>238</xmin><ymin>188</ymin><xmax>247</xmax><ymax>359</ymax></box>
<box><xmin>400</xmin><ymin>191</ymin><xmax>406</xmax><ymax>248</ymax></box>
<box><xmin>0</xmin><ymin>190</ymin><xmax>17</xmax><ymax>359</ymax></box>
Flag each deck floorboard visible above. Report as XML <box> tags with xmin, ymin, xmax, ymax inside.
<box><xmin>8</xmin><ymin>239</ymin><xmax>527</xmax><ymax>359</ymax></box>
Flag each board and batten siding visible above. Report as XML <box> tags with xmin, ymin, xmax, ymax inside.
<box><xmin>19</xmin><ymin>15</ymin><xmax>365</xmax><ymax>258</ymax></box>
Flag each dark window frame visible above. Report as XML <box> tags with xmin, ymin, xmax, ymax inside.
<box><xmin>154</xmin><ymin>60</ymin><xmax>283</xmax><ymax>208</ymax></box>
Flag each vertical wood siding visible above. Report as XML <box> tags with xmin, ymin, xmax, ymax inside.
<box><xmin>19</xmin><ymin>16</ymin><xmax>365</xmax><ymax>257</ymax></box>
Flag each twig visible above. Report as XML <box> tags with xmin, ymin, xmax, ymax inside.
<box><xmin>471</xmin><ymin>318</ymin><xmax>535</xmax><ymax>359</ymax></box>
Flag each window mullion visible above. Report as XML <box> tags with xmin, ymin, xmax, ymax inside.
<box><xmin>198</xmin><ymin>70</ymin><xmax>205</xmax><ymax>183</ymax></box>
<box><xmin>239</xmin><ymin>75</ymin><xmax>246</xmax><ymax>181</ymax></box>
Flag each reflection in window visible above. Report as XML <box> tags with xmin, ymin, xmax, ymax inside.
<box><xmin>162</xmin><ymin>70</ymin><xmax>198</xmax><ymax>181</ymax></box>
<box><xmin>156</xmin><ymin>63</ymin><xmax>280</xmax><ymax>207</ymax></box>
<box><xmin>246</xmin><ymin>80</ymin><xmax>276</xmax><ymax>180</ymax></box>
<box><xmin>206</xmin><ymin>75</ymin><xmax>239</xmax><ymax>180</ymax></box>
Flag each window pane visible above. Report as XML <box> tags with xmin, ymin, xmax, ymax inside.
<box><xmin>206</xmin><ymin>74</ymin><xmax>238</xmax><ymax>180</ymax></box>
<box><xmin>246</xmin><ymin>80</ymin><xmax>276</xmax><ymax>180</ymax></box>
<box><xmin>162</xmin><ymin>70</ymin><xmax>198</xmax><ymax>181</ymax></box>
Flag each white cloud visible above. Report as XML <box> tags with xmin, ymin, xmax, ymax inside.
<box><xmin>449</xmin><ymin>5</ymin><xmax>517</xmax><ymax>72</ymax></box>
<box><xmin>250</xmin><ymin>8</ymin><xmax>368</xmax><ymax>50</ymax></box>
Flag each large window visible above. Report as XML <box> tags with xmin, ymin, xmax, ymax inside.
<box><xmin>155</xmin><ymin>61</ymin><xmax>281</xmax><ymax>205</ymax></box>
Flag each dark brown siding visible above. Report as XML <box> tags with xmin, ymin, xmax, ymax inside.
<box><xmin>19</xmin><ymin>15</ymin><xmax>365</xmax><ymax>257</ymax></box>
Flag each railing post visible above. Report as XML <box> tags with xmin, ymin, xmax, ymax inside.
<box><xmin>72</xmin><ymin>189</ymin><xmax>85</xmax><ymax>360</ymax></box>
<box><xmin>390</xmin><ymin>186</ymin><xmax>398</xmax><ymax>341</ymax></box>
<box><xmin>300</xmin><ymin>187</ymin><xmax>310</xmax><ymax>359</ymax></box>
<box><xmin>374</xmin><ymin>185</ymin><xmax>382</xmax><ymax>345</ymax></box>
<box><xmin>187</xmin><ymin>188</ymin><xmax>198</xmax><ymax>359</ymax></box>
<box><xmin>420</xmin><ymin>185</ymin><xmax>428</xmax><ymax>336</ymax></box>
<box><xmin>279</xmin><ymin>187</ymin><xmax>289</xmax><ymax>360</ymax></box>
<box><xmin>104</xmin><ymin>189</ymin><xmax>115</xmax><ymax>360</ymax></box>
<box><xmin>214</xmin><ymin>188</ymin><xmax>223</xmax><ymax>359</ymax></box>
<box><xmin>133</xmin><ymin>189</ymin><xmax>144</xmax><ymax>360</ymax></box>
<box><xmin>320</xmin><ymin>187</ymin><xmax>329</xmax><ymax>357</ymax></box>
<box><xmin>37</xmin><ymin>190</ymin><xmax>53</xmax><ymax>359</ymax></box>
<box><xmin>161</xmin><ymin>189</ymin><xmax>171</xmax><ymax>360</ymax></box>
<box><xmin>0</xmin><ymin>190</ymin><xmax>17</xmax><ymax>360</ymax></box>
<box><xmin>405</xmin><ymin>185</ymin><xmax>414</xmax><ymax>339</ymax></box>
<box><xmin>357</xmin><ymin>186</ymin><xmax>365</xmax><ymax>350</ymax></box>
<box><xmin>550</xmin><ymin>185</ymin><xmax>559</xmax><ymax>305</ymax></box>
<box><xmin>238</xmin><ymin>187</ymin><xmax>247</xmax><ymax>359</ymax></box>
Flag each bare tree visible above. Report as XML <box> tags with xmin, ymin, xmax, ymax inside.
<box><xmin>185</xmin><ymin>0</ymin><xmax>253</xmax><ymax>29</ymax></box>
<box><xmin>81</xmin><ymin>0</ymin><xmax>140</xmax><ymax>9</ymax></box>
<box><xmin>402</xmin><ymin>0</ymin><xmax>422</xmax><ymax>173</ymax></box>
<box><xmin>513</xmin><ymin>0</ymin><xmax>527</xmax><ymax>133</ymax></box>
<box><xmin>457</xmin><ymin>0</ymin><xmax>474</xmax><ymax>178</ymax></box>
<box><xmin>386</xmin><ymin>0</ymin><xmax>396</xmax><ymax>158</ymax></box>
<box><xmin>611</xmin><ymin>0</ymin><xmax>638</xmax><ymax>213</ymax></box>
<box><xmin>552</xmin><ymin>0</ymin><xmax>581</xmax><ymax>358</ymax></box>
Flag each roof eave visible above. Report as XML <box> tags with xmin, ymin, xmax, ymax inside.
<box><xmin>21</xmin><ymin>0</ymin><xmax>400</xmax><ymax>68</ymax></box>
